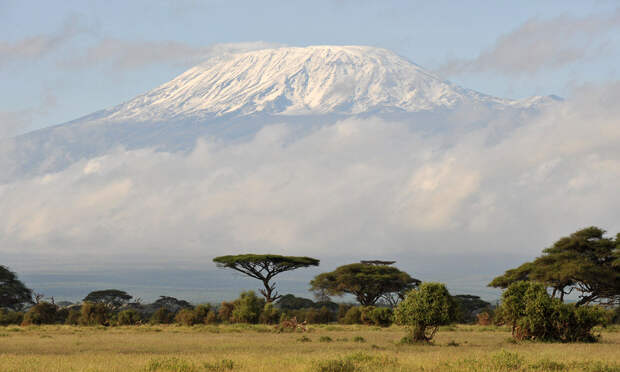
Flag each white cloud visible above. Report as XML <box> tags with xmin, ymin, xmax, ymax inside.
<box><xmin>439</xmin><ymin>10</ymin><xmax>620</xmax><ymax>76</ymax></box>
<box><xmin>1</xmin><ymin>82</ymin><xmax>619</xmax><ymax>282</ymax></box>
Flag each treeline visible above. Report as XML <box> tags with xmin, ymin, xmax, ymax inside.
<box><xmin>0</xmin><ymin>289</ymin><xmax>494</xmax><ymax>328</ymax></box>
<box><xmin>1</xmin><ymin>226</ymin><xmax>619</xmax><ymax>343</ymax></box>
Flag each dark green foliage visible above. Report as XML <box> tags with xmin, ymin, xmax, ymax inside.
<box><xmin>218</xmin><ymin>302</ymin><xmax>234</xmax><ymax>323</ymax></box>
<box><xmin>79</xmin><ymin>302</ymin><xmax>110</xmax><ymax>325</ymax></box>
<box><xmin>490</xmin><ymin>227</ymin><xmax>620</xmax><ymax>306</ymax></box>
<box><xmin>117</xmin><ymin>309</ymin><xmax>142</xmax><ymax>325</ymax></box>
<box><xmin>0</xmin><ymin>265</ymin><xmax>33</xmax><ymax>311</ymax></box>
<box><xmin>395</xmin><ymin>282</ymin><xmax>458</xmax><ymax>342</ymax></box>
<box><xmin>452</xmin><ymin>294</ymin><xmax>492</xmax><ymax>323</ymax></box>
<box><xmin>341</xmin><ymin>306</ymin><xmax>362</xmax><ymax>324</ymax></box>
<box><xmin>213</xmin><ymin>254</ymin><xmax>320</xmax><ymax>302</ymax></box>
<box><xmin>276</xmin><ymin>294</ymin><xmax>316</xmax><ymax>310</ymax></box>
<box><xmin>310</xmin><ymin>263</ymin><xmax>420</xmax><ymax>306</ymax></box>
<box><xmin>150</xmin><ymin>307</ymin><xmax>174</xmax><ymax>324</ymax></box>
<box><xmin>259</xmin><ymin>302</ymin><xmax>280</xmax><ymax>324</ymax></box>
<box><xmin>22</xmin><ymin>302</ymin><xmax>58</xmax><ymax>325</ymax></box>
<box><xmin>0</xmin><ymin>308</ymin><xmax>24</xmax><ymax>325</ymax></box>
<box><xmin>337</xmin><ymin>304</ymin><xmax>352</xmax><ymax>322</ymax></box>
<box><xmin>82</xmin><ymin>289</ymin><xmax>132</xmax><ymax>309</ymax></box>
<box><xmin>498</xmin><ymin>281</ymin><xmax>607</xmax><ymax>342</ymax></box>
<box><xmin>54</xmin><ymin>307</ymin><xmax>70</xmax><ymax>324</ymax></box>
<box><xmin>152</xmin><ymin>296</ymin><xmax>191</xmax><ymax>311</ymax></box>
<box><xmin>194</xmin><ymin>304</ymin><xmax>211</xmax><ymax>324</ymax></box>
<box><xmin>364</xmin><ymin>306</ymin><xmax>393</xmax><ymax>327</ymax></box>
<box><xmin>65</xmin><ymin>309</ymin><xmax>80</xmax><ymax>325</ymax></box>
<box><xmin>174</xmin><ymin>308</ymin><xmax>198</xmax><ymax>326</ymax></box>
<box><xmin>231</xmin><ymin>291</ymin><xmax>265</xmax><ymax>323</ymax></box>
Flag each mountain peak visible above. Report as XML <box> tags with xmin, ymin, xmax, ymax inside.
<box><xmin>91</xmin><ymin>45</ymin><xmax>550</xmax><ymax>124</ymax></box>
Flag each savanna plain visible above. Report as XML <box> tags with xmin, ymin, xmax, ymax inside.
<box><xmin>1</xmin><ymin>324</ymin><xmax>619</xmax><ymax>372</ymax></box>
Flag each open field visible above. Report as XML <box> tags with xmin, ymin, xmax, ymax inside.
<box><xmin>0</xmin><ymin>325</ymin><xmax>619</xmax><ymax>372</ymax></box>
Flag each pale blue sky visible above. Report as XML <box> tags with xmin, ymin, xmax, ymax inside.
<box><xmin>1</xmin><ymin>1</ymin><xmax>619</xmax><ymax>135</ymax></box>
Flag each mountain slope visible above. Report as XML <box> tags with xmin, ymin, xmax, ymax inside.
<box><xmin>5</xmin><ymin>45</ymin><xmax>558</xmax><ymax>181</ymax></box>
<box><xmin>88</xmin><ymin>45</ymin><xmax>549</xmax><ymax>123</ymax></box>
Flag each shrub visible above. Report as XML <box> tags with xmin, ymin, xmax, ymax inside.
<box><xmin>477</xmin><ymin>311</ymin><xmax>492</xmax><ymax>325</ymax></box>
<box><xmin>150</xmin><ymin>307</ymin><xmax>174</xmax><ymax>325</ymax></box>
<box><xmin>500</xmin><ymin>281</ymin><xmax>607</xmax><ymax>342</ymax></box>
<box><xmin>368</xmin><ymin>307</ymin><xmax>393</xmax><ymax>327</ymax></box>
<box><xmin>22</xmin><ymin>302</ymin><xmax>58</xmax><ymax>325</ymax></box>
<box><xmin>297</xmin><ymin>335</ymin><xmax>312</xmax><ymax>342</ymax></box>
<box><xmin>117</xmin><ymin>309</ymin><xmax>142</xmax><ymax>325</ymax></box>
<box><xmin>359</xmin><ymin>306</ymin><xmax>376</xmax><ymax>325</ymax></box>
<box><xmin>319</xmin><ymin>336</ymin><xmax>333</xmax><ymax>342</ymax></box>
<box><xmin>231</xmin><ymin>291</ymin><xmax>264</xmax><ymax>324</ymax></box>
<box><xmin>337</xmin><ymin>304</ymin><xmax>353</xmax><ymax>323</ymax></box>
<box><xmin>65</xmin><ymin>309</ymin><xmax>80</xmax><ymax>325</ymax></box>
<box><xmin>194</xmin><ymin>304</ymin><xmax>211</xmax><ymax>324</ymax></box>
<box><xmin>205</xmin><ymin>310</ymin><xmax>218</xmax><ymax>325</ymax></box>
<box><xmin>259</xmin><ymin>303</ymin><xmax>280</xmax><ymax>324</ymax></box>
<box><xmin>352</xmin><ymin>336</ymin><xmax>365</xmax><ymax>343</ymax></box>
<box><xmin>394</xmin><ymin>282</ymin><xmax>457</xmax><ymax>342</ymax></box>
<box><xmin>79</xmin><ymin>302</ymin><xmax>110</xmax><ymax>326</ymax></box>
<box><xmin>0</xmin><ymin>309</ymin><xmax>23</xmax><ymax>325</ymax></box>
<box><xmin>341</xmin><ymin>306</ymin><xmax>362</xmax><ymax>324</ymax></box>
<box><xmin>218</xmin><ymin>302</ymin><xmax>234</xmax><ymax>323</ymax></box>
<box><xmin>175</xmin><ymin>308</ymin><xmax>198</xmax><ymax>326</ymax></box>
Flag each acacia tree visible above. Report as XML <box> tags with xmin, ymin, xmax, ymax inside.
<box><xmin>489</xmin><ymin>227</ymin><xmax>619</xmax><ymax>306</ymax></box>
<box><xmin>310</xmin><ymin>263</ymin><xmax>420</xmax><ymax>306</ymax></box>
<box><xmin>83</xmin><ymin>289</ymin><xmax>132</xmax><ymax>309</ymax></box>
<box><xmin>0</xmin><ymin>265</ymin><xmax>33</xmax><ymax>310</ymax></box>
<box><xmin>213</xmin><ymin>254</ymin><xmax>320</xmax><ymax>302</ymax></box>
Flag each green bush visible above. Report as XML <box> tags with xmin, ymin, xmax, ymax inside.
<box><xmin>341</xmin><ymin>306</ymin><xmax>362</xmax><ymax>324</ymax></box>
<box><xmin>0</xmin><ymin>309</ymin><xmax>24</xmax><ymax>325</ymax></box>
<box><xmin>150</xmin><ymin>307</ymin><xmax>174</xmax><ymax>325</ymax></box>
<box><xmin>231</xmin><ymin>291</ymin><xmax>264</xmax><ymax>324</ymax></box>
<box><xmin>175</xmin><ymin>308</ymin><xmax>198</xmax><ymax>326</ymax></box>
<box><xmin>363</xmin><ymin>306</ymin><xmax>393</xmax><ymax>327</ymax></box>
<box><xmin>337</xmin><ymin>304</ymin><xmax>353</xmax><ymax>323</ymax></box>
<box><xmin>218</xmin><ymin>302</ymin><xmax>234</xmax><ymax>323</ymax></box>
<box><xmin>117</xmin><ymin>309</ymin><xmax>142</xmax><ymax>325</ymax></box>
<box><xmin>65</xmin><ymin>309</ymin><xmax>80</xmax><ymax>325</ymax></box>
<box><xmin>500</xmin><ymin>281</ymin><xmax>607</xmax><ymax>342</ymax></box>
<box><xmin>259</xmin><ymin>302</ymin><xmax>280</xmax><ymax>324</ymax></box>
<box><xmin>194</xmin><ymin>304</ymin><xmax>211</xmax><ymax>324</ymax></box>
<box><xmin>22</xmin><ymin>302</ymin><xmax>58</xmax><ymax>325</ymax></box>
<box><xmin>79</xmin><ymin>302</ymin><xmax>110</xmax><ymax>326</ymax></box>
<box><xmin>394</xmin><ymin>282</ymin><xmax>457</xmax><ymax>342</ymax></box>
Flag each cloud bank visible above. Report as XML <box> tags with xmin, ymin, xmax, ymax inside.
<box><xmin>439</xmin><ymin>10</ymin><xmax>620</xmax><ymax>76</ymax></box>
<box><xmin>1</xmin><ymin>82</ymin><xmax>619</xmax><ymax>284</ymax></box>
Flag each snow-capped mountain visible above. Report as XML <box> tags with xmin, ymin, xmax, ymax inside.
<box><xmin>5</xmin><ymin>45</ymin><xmax>558</xmax><ymax>180</ymax></box>
<box><xmin>86</xmin><ymin>45</ymin><xmax>551</xmax><ymax>123</ymax></box>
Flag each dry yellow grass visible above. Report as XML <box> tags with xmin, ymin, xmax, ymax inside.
<box><xmin>0</xmin><ymin>324</ymin><xmax>618</xmax><ymax>371</ymax></box>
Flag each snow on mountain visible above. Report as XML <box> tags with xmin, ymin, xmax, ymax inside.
<box><xmin>4</xmin><ymin>45</ymin><xmax>559</xmax><ymax>181</ymax></box>
<box><xmin>90</xmin><ymin>45</ymin><xmax>548</xmax><ymax>123</ymax></box>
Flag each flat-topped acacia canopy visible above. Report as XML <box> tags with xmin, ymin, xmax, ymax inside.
<box><xmin>213</xmin><ymin>254</ymin><xmax>320</xmax><ymax>302</ymax></box>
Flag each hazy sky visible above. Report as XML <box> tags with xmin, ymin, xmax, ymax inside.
<box><xmin>2</xmin><ymin>1</ymin><xmax>620</xmax><ymax>135</ymax></box>
<box><xmin>2</xmin><ymin>1</ymin><xmax>620</xmax><ymax>302</ymax></box>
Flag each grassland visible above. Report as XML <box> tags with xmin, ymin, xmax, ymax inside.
<box><xmin>0</xmin><ymin>324</ymin><xmax>619</xmax><ymax>372</ymax></box>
